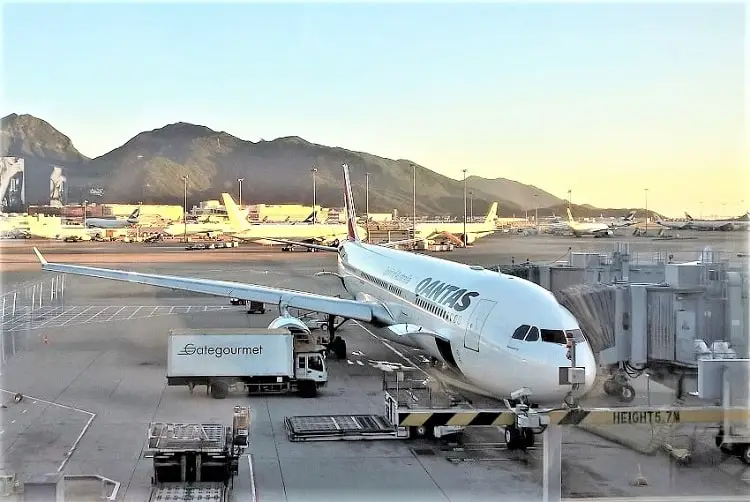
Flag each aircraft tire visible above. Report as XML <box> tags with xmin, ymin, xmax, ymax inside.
<box><xmin>522</xmin><ymin>428</ymin><xmax>535</xmax><ymax>449</ymax></box>
<box><xmin>333</xmin><ymin>337</ymin><xmax>347</xmax><ymax>360</ymax></box>
<box><xmin>741</xmin><ymin>444</ymin><xmax>750</xmax><ymax>465</ymax></box>
<box><xmin>618</xmin><ymin>384</ymin><xmax>636</xmax><ymax>403</ymax></box>
<box><xmin>603</xmin><ymin>380</ymin><xmax>616</xmax><ymax>396</ymax></box>
<box><xmin>505</xmin><ymin>426</ymin><xmax>521</xmax><ymax>450</ymax></box>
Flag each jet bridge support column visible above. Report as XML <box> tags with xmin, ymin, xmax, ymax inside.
<box><xmin>542</xmin><ymin>425</ymin><xmax>563</xmax><ymax>502</ymax></box>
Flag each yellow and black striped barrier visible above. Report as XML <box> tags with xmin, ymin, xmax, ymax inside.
<box><xmin>397</xmin><ymin>406</ymin><xmax>750</xmax><ymax>428</ymax></box>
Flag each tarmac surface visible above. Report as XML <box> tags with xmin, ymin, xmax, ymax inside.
<box><xmin>0</xmin><ymin>231</ymin><xmax>749</xmax><ymax>501</ymax></box>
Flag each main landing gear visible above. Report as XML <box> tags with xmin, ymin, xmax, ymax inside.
<box><xmin>603</xmin><ymin>370</ymin><xmax>636</xmax><ymax>403</ymax></box>
<box><xmin>321</xmin><ymin>314</ymin><xmax>348</xmax><ymax>360</ymax></box>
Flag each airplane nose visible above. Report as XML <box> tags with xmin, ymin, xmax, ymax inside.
<box><xmin>578</xmin><ymin>343</ymin><xmax>598</xmax><ymax>396</ymax></box>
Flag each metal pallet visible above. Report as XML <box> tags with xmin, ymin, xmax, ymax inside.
<box><xmin>149</xmin><ymin>482</ymin><xmax>225</xmax><ymax>501</ymax></box>
<box><xmin>147</xmin><ymin>423</ymin><xmax>226</xmax><ymax>453</ymax></box>
<box><xmin>284</xmin><ymin>414</ymin><xmax>398</xmax><ymax>441</ymax></box>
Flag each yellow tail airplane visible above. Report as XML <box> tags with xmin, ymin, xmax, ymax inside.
<box><xmin>221</xmin><ymin>193</ymin><xmax>366</xmax><ymax>246</ymax></box>
<box><xmin>414</xmin><ymin>202</ymin><xmax>499</xmax><ymax>245</ymax></box>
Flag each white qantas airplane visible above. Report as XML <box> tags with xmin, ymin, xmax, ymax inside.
<box><xmin>565</xmin><ymin>208</ymin><xmax>613</xmax><ymax>238</ymax></box>
<box><xmin>33</xmin><ymin>165</ymin><xmax>596</xmax><ymax>420</ymax></box>
<box><xmin>85</xmin><ymin>208</ymin><xmax>140</xmax><ymax>229</ymax></box>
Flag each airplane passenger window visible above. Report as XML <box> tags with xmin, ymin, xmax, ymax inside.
<box><xmin>566</xmin><ymin>329</ymin><xmax>586</xmax><ymax>343</ymax></box>
<box><xmin>540</xmin><ymin>329</ymin><xmax>567</xmax><ymax>344</ymax></box>
<box><xmin>512</xmin><ymin>325</ymin><xmax>530</xmax><ymax>340</ymax></box>
<box><xmin>525</xmin><ymin>326</ymin><xmax>539</xmax><ymax>341</ymax></box>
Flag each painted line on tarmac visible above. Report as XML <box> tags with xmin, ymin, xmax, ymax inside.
<box><xmin>0</xmin><ymin>388</ymin><xmax>97</xmax><ymax>472</ymax></box>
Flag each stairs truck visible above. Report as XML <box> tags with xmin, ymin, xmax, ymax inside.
<box><xmin>167</xmin><ymin>328</ymin><xmax>328</xmax><ymax>398</ymax></box>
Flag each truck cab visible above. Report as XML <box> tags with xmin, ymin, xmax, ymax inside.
<box><xmin>294</xmin><ymin>339</ymin><xmax>328</xmax><ymax>390</ymax></box>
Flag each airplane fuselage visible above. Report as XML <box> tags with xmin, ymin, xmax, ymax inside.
<box><xmin>336</xmin><ymin>240</ymin><xmax>597</xmax><ymax>404</ymax></box>
<box><xmin>85</xmin><ymin>218</ymin><xmax>136</xmax><ymax>229</ymax></box>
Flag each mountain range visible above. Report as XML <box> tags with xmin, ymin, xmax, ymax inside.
<box><xmin>1</xmin><ymin>113</ymin><xmax>643</xmax><ymax>218</ymax></box>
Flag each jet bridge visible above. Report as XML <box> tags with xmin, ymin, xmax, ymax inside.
<box><xmin>496</xmin><ymin>244</ymin><xmax>749</xmax><ymax>402</ymax></box>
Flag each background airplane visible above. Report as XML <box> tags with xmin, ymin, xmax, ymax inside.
<box><xmin>683</xmin><ymin>212</ymin><xmax>750</xmax><ymax>231</ymax></box>
<box><xmin>221</xmin><ymin>192</ymin><xmax>363</xmax><ymax>246</ymax></box>
<box><xmin>33</xmin><ymin>164</ymin><xmax>597</xmax><ymax>433</ymax></box>
<box><xmin>565</xmin><ymin>208</ymin><xmax>613</xmax><ymax>238</ymax></box>
<box><xmin>85</xmin><ymin>207</ymin><xmax>140</xmax><ymax>229</ymax></box>
<box><xmin>607</xmin><ymin>210</ymin><xmax>637</xmax><ymax>228</ymax></box>
<box><xmin>414</xmin><ymin>202</ymin><xmax>498</xmax><ymax>245</ymax></box>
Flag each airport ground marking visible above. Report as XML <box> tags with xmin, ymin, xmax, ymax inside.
<box><xmin>0</xmin><ymin>387</ymin><xmax>97</xmax><ymax>472</ymax></box>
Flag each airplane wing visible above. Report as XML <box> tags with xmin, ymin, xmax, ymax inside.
<box><xmin>32</xmin><ymin>248</ymin><xmax>394</xmax><ymax>325</ymax></box>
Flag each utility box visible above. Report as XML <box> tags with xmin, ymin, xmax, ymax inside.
<box><xmin>665</xmin><ymin>263</ymin><xmax>704</xmax><ymax>289</ymax></box>
<box><xmin>22</xmin><ymin>473</ymin><xmax>64</xmax><ymax>502</ymax></box>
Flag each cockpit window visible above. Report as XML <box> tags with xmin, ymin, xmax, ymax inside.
<box><xmin>512</xmin><ymin>325</ymin><xmax>530</xmax><ymax>340</ymax></box>
<box><xmin>524</xmin><ymin>326</ymin><xmax>539</xmax><ymax>341</ymax></box>
<box><xmin>540</xmin><ymin>329</ymin><xmax>567</xmax><ymax>344</ymax></box>
<box><xmin>566</xmin><ymin>329</ymin><xmax>586</xmax><ymax>344</ymax></box>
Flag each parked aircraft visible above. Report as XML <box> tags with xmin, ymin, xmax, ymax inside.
<box><xmin>220</xmin><ymin>192</ymin><xmax>362</xmax><ymax>246</ymax></box>
<box><xmin>85</xmin><ymin>208</ymin><xmax>140</xmax><ymax>229</ymax></box>
<box><xmin>607</xmin><ymin>211</ymin><xmax>637</xmax><ymax>228</ymax></box>
<box><xmin>683</xmin><ymin>213</ymin><xmax>750</xmax><ymax>231</ymax></box>
<box><xmin>565</xmin><ymin>208</ymin><xmax>613</xmax><ymax>237</ymax></box>
<box><xmin>34</xmin><ymin>163</ymin><xmax>596</xmax><ymax>449</ymax></box>
<box><xmin>654</xmin><ymin>216</ymin><xmax>692</xmax><ymax>230</ymax></box>
<box><xmin>162</xmin><ymin>206</ymin><xmax>256</xmax><ymax>237</ymax></box>
<box><xmin>415</xmin><ymin>203</ymin><xmax>499</xmax><ymax>245</ymax></box>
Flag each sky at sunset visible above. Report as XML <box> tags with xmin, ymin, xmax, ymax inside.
<box><xmin>2</xmin><ymin>2</ymin><xmax>745</xmax><ymax>217</ymax></box>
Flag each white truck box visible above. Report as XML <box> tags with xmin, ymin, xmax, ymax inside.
<box><xmin>167</xmin><ymin>328</ymin><xmax>293</xmax><ymax>378</ymax></box>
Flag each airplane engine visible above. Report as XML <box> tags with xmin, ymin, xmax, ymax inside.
<box><xmin>267</xmin><ymin>315</ymin><xmax>311</xmax><ymax>334</ymax></box>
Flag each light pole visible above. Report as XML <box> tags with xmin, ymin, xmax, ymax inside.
<box><xmin>534</xmin><ymin>194</ymin><xmax>539</xmax><ymax>230</ymax></box>
<box><xmin>567</xmin><ymin>189</ymin><xmax>572</xmax><ymax>209</ymax></box>
<box><xmin>237</xmin><ymin>178</ymin><xmax>244</xmax><ymax>207</ymax></box>
<box><xmin>365</xmin><ymin>172</ymin><xmax>370</xmax><ymax>221</ymax></box>
<box><xmin>311</xmin><ymin>167</ymin><xmax>318</xmax><ymax>224</ymax></box>
<box><xmin>82</xmin><ymin>200</ymin><xmax>88</xmax><ymax>227</ymax></box>
<box><xmin>182</xmin><ymin>175</ymin><xmax>188</xmax><ymax>242</ymax></box>
<box><xmin>462</xmin><ymin>168</ymin><xmax>468</xmax><ymax>247</ymax></box>
<box><xmin>644</xmin><ymin>188</ymin><xmax>649</xmax><ymax>234</ymax></box>
<box><xmin>469</xmin><ymin>190</ymin><xmax>474</xmax><ymax>221</ymax></box>
<box><xmin>411</xmin><ymin>164</ymin><xmax>416</xmax><ymax>238</ymax></box>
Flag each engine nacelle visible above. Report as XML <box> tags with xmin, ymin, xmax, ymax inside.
<box><xmin>267</xmin><ymin>315</ymin><xmax>311</xmax><ymax>334</ymax></box>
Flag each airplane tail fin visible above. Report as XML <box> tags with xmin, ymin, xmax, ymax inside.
<box><xmin>341</xmin><ymin>163</ymin><xmax>360</xmax><ymax>242</ymax></box>
<box><xmin>127</xmin><ymin>207</ymin><xmax>140</xmax><ymax>222</ymax></box>
<box><xmin>625</xmin><ymin>210</ymin><xmax>636</xmax><ymax>221</ymax></box>
<box><xmin>484</xmin><ymin>202</ymin><xmax>498</xmax><ymax>225</ymax></box>
<box><xmin>566</xmin><ymin>207</ymin><xmax>574</xmax><ymax>222</ymax></box>
<box><xmin>685</xmin><ymin>212</ymin><xmax>694</xmax><ymax>221</ymax></box>
<box><xmin>221</xmin><ymin>193</ymin><xmax>250</xmax><ymax>230</ymax></box>
<box><xmin>303</xmin><ymin>211</ymin><xmax>315</xmax><ymax>223</ymax></box>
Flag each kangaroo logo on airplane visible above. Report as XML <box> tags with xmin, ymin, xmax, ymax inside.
<box><xmin>415</xmin><ymin>278</ymin><xmax>479</xmax><ymax>312</ymax></box>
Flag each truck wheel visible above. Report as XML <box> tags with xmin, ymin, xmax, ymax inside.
<box><xmin>741</xmin><ymin>445</ymin><xmax>750</xmax><ymax>465</ymax></box>
<box><xmin>297</xmin><ymin>381</ymin><xmax>317</xmax><ymax>398</ymax></box>
<box><xmin>333</xmin><ymin>337</ymin><xmax>347</xmax><ymax>360</ymax></box>
<box><xmin>210</xmin><ymin>382</ymin><xmax>228</xmax><ymax>399</ymax></box>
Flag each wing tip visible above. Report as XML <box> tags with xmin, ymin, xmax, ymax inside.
<box><xmin>32</xmin><ymin>247</ymin><xmax>48</xmax><ymax>265</ymax></box>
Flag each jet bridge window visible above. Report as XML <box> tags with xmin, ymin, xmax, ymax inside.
<box><xmin>524</xmin><ymin>326</ymin><xmax>539</xmax><ymax>341</ymax></box>
<box><xmin>512</xmin><ymin>325</ymin><xmax>530</xmax><ymax>340</ymax></box>
<box><xmin>540</xmin><ymin>329</ymin><xmax>567</xmax><ymax>344</ymax></box>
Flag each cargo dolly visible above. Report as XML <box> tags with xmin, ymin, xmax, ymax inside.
<box><xmin>145</xmin><ymin>406</ymin><xmax>250</xmax><ymax>502</ymax></box>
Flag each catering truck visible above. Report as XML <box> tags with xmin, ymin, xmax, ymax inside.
<box><xmin>167</xmin><ymin>328</ymin><xmax>328</xmax><ymax>398</ymax></box>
